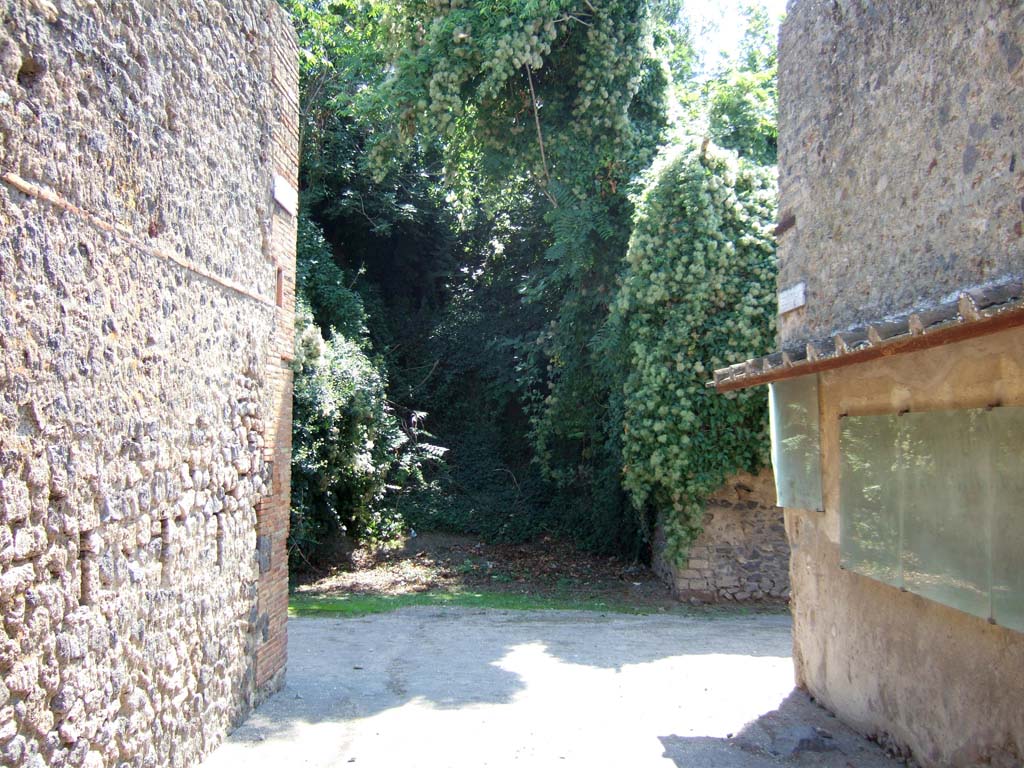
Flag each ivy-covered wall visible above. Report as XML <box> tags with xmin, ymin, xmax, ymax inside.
<box><xmin>611</xmin><ymin>142</ymin><xmax>777</xmax><ymax>565</ymax></box>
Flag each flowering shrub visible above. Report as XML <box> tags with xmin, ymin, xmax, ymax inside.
<box><xmin>611</xmin><ymin>141</ymin><xmax>777</xmax><ymax>562</ymax></box>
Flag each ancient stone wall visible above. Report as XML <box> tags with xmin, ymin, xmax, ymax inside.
<box><xmin>653</xmin><ymin>470</ymin><xmax>790</xmax><ymax>603</ymax></box>
<box><xmin>776</xmin><ymin>0</ymin><xmax>1024</xmax><ymax>346</ymax></box>
<box><xmin>0</xmin><ymin>2</ymin><xmax>297</xmax><ymax>766</ymax></box>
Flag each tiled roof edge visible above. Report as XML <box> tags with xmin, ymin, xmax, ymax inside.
<box><xmin>711</xmin><ymin>275</ymin><xmax>1024</xmax><ymax>392</ymax></box>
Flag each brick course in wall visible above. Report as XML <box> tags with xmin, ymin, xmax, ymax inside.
<box><xmin>0</xmin><ymin>2</ymin><xmax>297</xmax><ymax>766</ymax></box>
<box><xmin>652</xmin><ymin>470</ymin><xmax>790</xmax><ymax>602</ymax></box>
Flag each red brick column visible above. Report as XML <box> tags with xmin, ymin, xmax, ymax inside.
<box><xmin>255</xmin><ymin>4</ymin><xmax>299</xmax><ymax>695</ymax></box>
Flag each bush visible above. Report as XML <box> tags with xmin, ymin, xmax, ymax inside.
<box><xmin>289</xmin><ymin>217</ymin><xmax>444</xmax><ymax>569</ymax></box>
<box><xmin>610</xmin><ymin>140</ymin><xmax>777</xmax><ymax>563</ymax></box>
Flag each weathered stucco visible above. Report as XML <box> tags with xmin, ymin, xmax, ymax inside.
<box><xmin>777</xmin><ymin>0</ymin><xmax>1024</xmax><ymax>345</ymax></box>
<box><xmin>788</xmin><ymin>329</ymin><xmax>1024</xmax><ymax>767</ymax></box>
<box><xmin>653</xmin><ymin>470</ymin><xmax>790</xmax><ymax>602</ymax></box>
<box><xmin>0</xmin><ymin>2</ymin><xmax>297</xmax><ymax>766</ymax></box>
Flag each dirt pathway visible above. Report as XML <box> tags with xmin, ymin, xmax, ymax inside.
<box><xmin>202</xmin><ymin>608</ymin><xmax>902</xmax><ymax>767</ymax></box>
<box><xmin>292</xmin><ymin>532</ymin><xmax>682</xmax><ymax>608</ymax></box>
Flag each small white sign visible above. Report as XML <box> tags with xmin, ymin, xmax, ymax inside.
<box><xmin>778</xmin><ymin>282</ymin><xmax>806</xmax><ymax>315</ymax></box>
<box><xmin>273</xmin><ymin>174</ymin><xmax>298</xmax><ymax>217</ymax></box>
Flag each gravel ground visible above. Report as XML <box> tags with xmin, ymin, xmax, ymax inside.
<box><xmin>201</xmin><ymin>608</ymin><xmax>903</xmax><ymax>768</ymax></box>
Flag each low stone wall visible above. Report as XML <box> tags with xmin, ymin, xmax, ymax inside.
<box><xmin>0</xmin><ymin>2</ymin><xmax>297</xmax><ymax>766</ymax></box>
<box><xmin>653</xmin><ymin>470</ymin><xmax>790</xmax><ymax>602</ymax></box>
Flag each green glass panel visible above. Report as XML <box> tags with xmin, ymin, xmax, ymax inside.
<box><xmin>769</xmin><ymin>376</ymin><xmax>823</xmax><ymax>511</ymax></box>
<box><xmin>839</xmin><ymin>406</ymin><xmax>1024</xmax><ymax>630</ymax></box>
<box><xmin>840</xmin><ymin>415</ymin><xmax>902</xmax><ymax>586</ymax></box>
<box><xmin>991</xmin><ymin>409</ymin><xmax>1024</xmax><ymax>632</ymax></box>
<box><xmin>899</xmin><ymin>411</ymin><xmax>989</xmax><ymax>619</ymax></box>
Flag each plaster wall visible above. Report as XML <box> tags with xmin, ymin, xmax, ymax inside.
<box><xmin>788</xmin><ymin>327</ymin><xmax>1024</xmax><ymax>767</ymax></box>
<box><xmin>776</xmin><ymin>0</ymin><xmax>1024</xmax><ymax>345</ymax></box>
<box><xmin>0</xmin><ymin>2</ymin><xmax>297</xmax><ymax>766</ymax></box>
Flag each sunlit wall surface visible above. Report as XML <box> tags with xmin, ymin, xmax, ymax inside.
<box><xmin>839</xmin><ymin>407</ymin><xmax>1024</xmax><ymax>632</ymax></box>
<box><xmin>769</xmin><ymin>376</ymin><xmax>823</xmax><ymax>512</ymax></box>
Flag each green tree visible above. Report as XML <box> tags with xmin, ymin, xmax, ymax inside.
<box><xmin>705</xmin><ymin>4</ymin><xmax>779</xmax><ymax>165</ymax></box>
<box><xmin>279</xmin><ymin>0</ymin><xmax>781</xmax><ymax>563</ymax></box>
<box><xmin>377</xmin><ymin>0</ymin><xmax>676</xmax><ymax>553</ymax></box>
<box><xmin>289</xmin><ymin>214</ymin><xmax>444</xmax><ymax>567</ymax></box>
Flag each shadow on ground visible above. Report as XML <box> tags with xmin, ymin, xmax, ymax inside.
<box><xmin>661</xmin><ymin>689</ymin><xmax>900</xmax><ymax>767</ymax></box>
<box><xmin>263</xmin><ymin>607</ymin><xmax>792</xmax><ymax>721</ymax></box>
<box><xmin>292</xmin><ymin>532</ymin><xmax>690</xmax><ymax>610</ymax></box>
<box><xmin>203</xmin><ymin>608</ymin><xmax>901</xmax><ymax>768</ymax></box>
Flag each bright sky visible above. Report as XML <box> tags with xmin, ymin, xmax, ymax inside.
<box><xmin>684</xmin><ymin>0</ymin><xmax>788</xmax><ymax>71</ymax></box>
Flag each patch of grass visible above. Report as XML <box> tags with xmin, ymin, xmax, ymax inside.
<box><xmin>289</xmin><ymin>589</ymin><xmax>790</xmax><ymax>619</ymax></box>
<box><xmin>289</xmin><ymin>589</ymin><xmax>661</xmax><ymax>618</ymax></box>
<box><xmin>554</xmin><ymin>576</ymin><xmax>578</xmax><ymax>591</ymax></box>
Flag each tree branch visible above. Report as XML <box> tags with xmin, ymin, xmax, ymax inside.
<box><xmin>526</xmin><ymin>65</ymin><xmax>558</xmax><ymax>208</ymax></box>
<box><xmin>553</xmin><ymin>13</ymin><xmax>592</xmax><ymax>26</ymax></box>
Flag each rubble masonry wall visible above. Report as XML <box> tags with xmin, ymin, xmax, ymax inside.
<box><xmin>0</xmin><ymin>1</ymin><xmax>297</xmax><ymax>766</ymax></box>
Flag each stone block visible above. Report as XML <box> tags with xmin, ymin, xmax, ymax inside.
<box><xmin>0</xmin><ymin>564</ymin><xmax>36</xmax><ymax>602</ymax></box>
<box><xmin>0</xmin><ymin>479</ymin><xmax>30</xmax><ymax>524</ymax></box>
<box><xmin>13</xmin><ymin>527</ymin><xmax>47</xmax><ymax>561</ymax></box>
